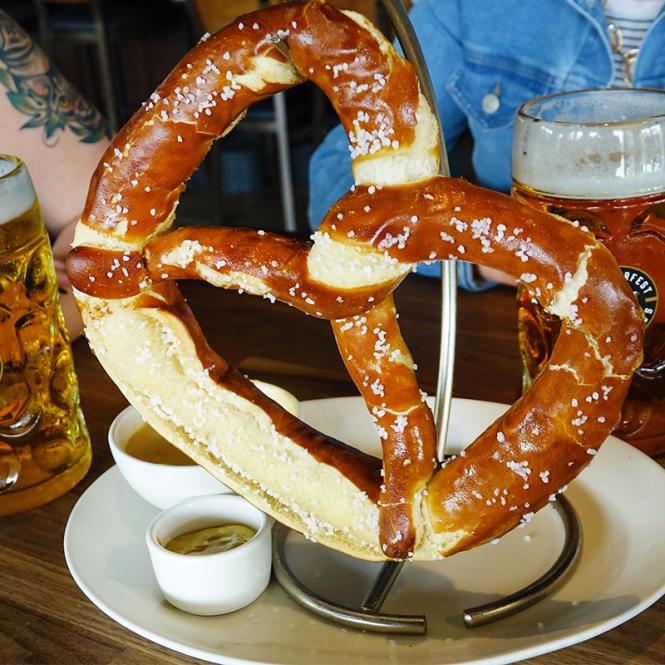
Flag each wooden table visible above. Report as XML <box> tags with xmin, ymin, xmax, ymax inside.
<box><xmin>1</xmin><ymin>277</ymin><xmax>663</xmax><ymax>664</ymax></box>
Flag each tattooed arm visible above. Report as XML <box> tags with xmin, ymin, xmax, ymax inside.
<box><xmin>0</xmin><ymin>9</ymin><xmax>109</xmax><ymax>233</ymax></box>
<box><xmin>0</xmin><ymin>9</ymin><xmax>110</xmax><ymax>338</ymax></box>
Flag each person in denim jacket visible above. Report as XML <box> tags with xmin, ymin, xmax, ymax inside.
<box><xmin>307</xmin><ymin>0</ymin><xmax>665</xmax><ymax>290</ymax></box>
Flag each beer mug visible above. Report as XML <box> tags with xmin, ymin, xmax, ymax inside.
<box><xmin>513</xmin><ymin>89</ymin><xmax>665</xmax><ymax>457</ymax></box>
<box><xmin>0</xmin><ymin>155</ymin><xmax>91</xmax><ymax>515</ymax></box>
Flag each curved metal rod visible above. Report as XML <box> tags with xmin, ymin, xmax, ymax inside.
<box><xmin>272</xmin><ymin>496</ymin><xmax>582</xmax><ymax>635</ymax></box>
<box><xmin>271</xmin><ymin>523</ymin><xmax>427</xmax><ymax>635</ymax></box>
<box><xmin>463</xmin><ymin>495</ymin><xmax>583</xmax><ymax>628</ymax></box>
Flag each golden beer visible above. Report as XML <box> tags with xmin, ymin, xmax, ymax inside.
<box><xmin>513</xmin><ymin>90</ymin><xmax>665</xmax><ymax>457</ymax></box>
<box><xmin>0</xmin><ymin>155</ymin><xmax>91</xmax><ymax>515</ymax></box>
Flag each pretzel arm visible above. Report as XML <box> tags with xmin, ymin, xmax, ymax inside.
<box><xmin>332</xmin><ymin>295</ymin><xmax>436</xmax><ymax>559</ymax></box>
<box><xmin>146</xmin><ymin>227</ymin><xmax>403</xmax><ymax>319</ymax></box>
<box><xmin>79</xmin><ymin>5</ymin><xmax>306</xmax><ymax>247</ymax></box>
<box><xmin>319</xmin><ymin>178</ymin><xmax>644</xmax><ymax>553</ymax></box>
<box><xmin>67</xmin><ymin>227</ymin><xmax>403</xmax><ymax>318</ymax></box>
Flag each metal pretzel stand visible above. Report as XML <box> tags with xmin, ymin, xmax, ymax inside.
<box><xmin>272</xmin><ymin>0</ymin><xmax>582</xmax><ymax>636</ymax></box>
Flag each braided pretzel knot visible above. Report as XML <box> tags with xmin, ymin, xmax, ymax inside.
<box><xmin>66</xmin><ymin>1</ymin><xmax>643</xmax><ymax>560</ymax></box>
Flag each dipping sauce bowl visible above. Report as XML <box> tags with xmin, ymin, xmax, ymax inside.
<box><xmin>146</xmin><ymin>494</ymin><xmax>273</xmax><ymax>615</ymax></box>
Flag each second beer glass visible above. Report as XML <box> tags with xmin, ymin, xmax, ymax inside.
<box><xmin>0</xmin><ymin>155</ymin><xmax>91</xmax><ymax>515</ymax></box>
<box><xmin>513</xmin><ymin>89</ymin><xmax>665</xmax><ymax>457</ymax></box>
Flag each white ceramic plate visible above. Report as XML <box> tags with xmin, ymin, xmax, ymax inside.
<box><xmin>64</xmin><ymin>397</ymin><xmax>665</xmax><ymax>665</ymax></box>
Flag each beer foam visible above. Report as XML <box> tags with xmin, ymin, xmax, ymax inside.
<box><xmin>0</xmin><ymin>156</ymin><xmax>36</xmax><ymax>225</ymax></box>
<box><xmin>513</xmin><ymin>90</ymin><xmax>665</xmax><ymax>199</ymax></box>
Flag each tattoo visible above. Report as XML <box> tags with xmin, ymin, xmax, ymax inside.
<box><xmin>0</xmin><ymin>10</ymin><xmax>110</xmax><ymax>145</ymax></box>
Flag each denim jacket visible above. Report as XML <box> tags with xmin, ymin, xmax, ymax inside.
<box><xmin>307</xmin><ymin>0</ymin><xmax>665</xmax><ymax>290</ymax></box>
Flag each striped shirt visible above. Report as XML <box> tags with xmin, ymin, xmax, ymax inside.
<box><xmin>605</xmin><ymin>0</ymin><xmax>665</xmax><ymax>86</ymax></box>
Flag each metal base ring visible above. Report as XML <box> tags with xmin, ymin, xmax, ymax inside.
<box><xmin>271</xmin><ymin>496</ymin><xmax>582</xmax><ymax>636</ymax></box>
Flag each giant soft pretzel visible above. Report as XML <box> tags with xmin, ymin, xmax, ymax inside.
<box><xmin>66</xmin><ymin>1</ymin><xmax>644</xmax><ymax>560</ymax></box>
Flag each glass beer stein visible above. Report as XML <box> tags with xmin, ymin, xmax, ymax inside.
<box><xmin>513</xmin><ymin>89</ymin><xmax>665</xmax><ymax>457</ymax></box>
<box><xmin>0</xmin><ymin>155</ymin><xmax>91</xmax><ymax>515</ymax></box>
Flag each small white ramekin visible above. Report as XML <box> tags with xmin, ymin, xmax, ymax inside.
<box><xmin>146</xmin><ymin>494</ymin><xmax>273</xmax><ymax>615</ymax></box>
<box><xmin>109</xmin><ymin>380</ymin><xmax>299</xmax><ymax>508</ymax></box>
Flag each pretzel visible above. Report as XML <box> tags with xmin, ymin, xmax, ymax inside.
<box><xmin>66</xmin><ymin>1</ymin><xmax>644</xmax><ymax>560</ymax></box>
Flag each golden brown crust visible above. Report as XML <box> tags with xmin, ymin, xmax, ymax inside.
<box><xmin>332</xmin><ymin>295</ymin><xmax>436</xmax><ymax>558</ymax></box>
<box><xmin>288</xmin><ymin>2</ymin><xmax>420</xmax><ymax>160</ymax></box>
<box><xmin>67</xmin><ymin>1</ymin><xmax>644</xmax><ymax>560</ymax></box>
<box><xmin>82</xmin><ymin>3</ymin><xmax>301</xmax><ymax>241</ymax></box>
<box><xmin>145</xmin><ymin>227</ymin><xmax>400</xmax><ymax>318</ymax></box>
<box><xmin>67</xmin><ymin>246</ymin><xmax>148</xmax><ymax>299</ymax></box>
<box><xmin>80</xmin><ymin>0</ymin><xmax>422</xmax><ymax>243</ymax></box>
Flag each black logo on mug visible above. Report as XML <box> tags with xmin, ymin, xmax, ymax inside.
<box><xmin>621</xmin><ymin>266</ymin><xmax>658</xmax><ymax>326</ymax></box>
